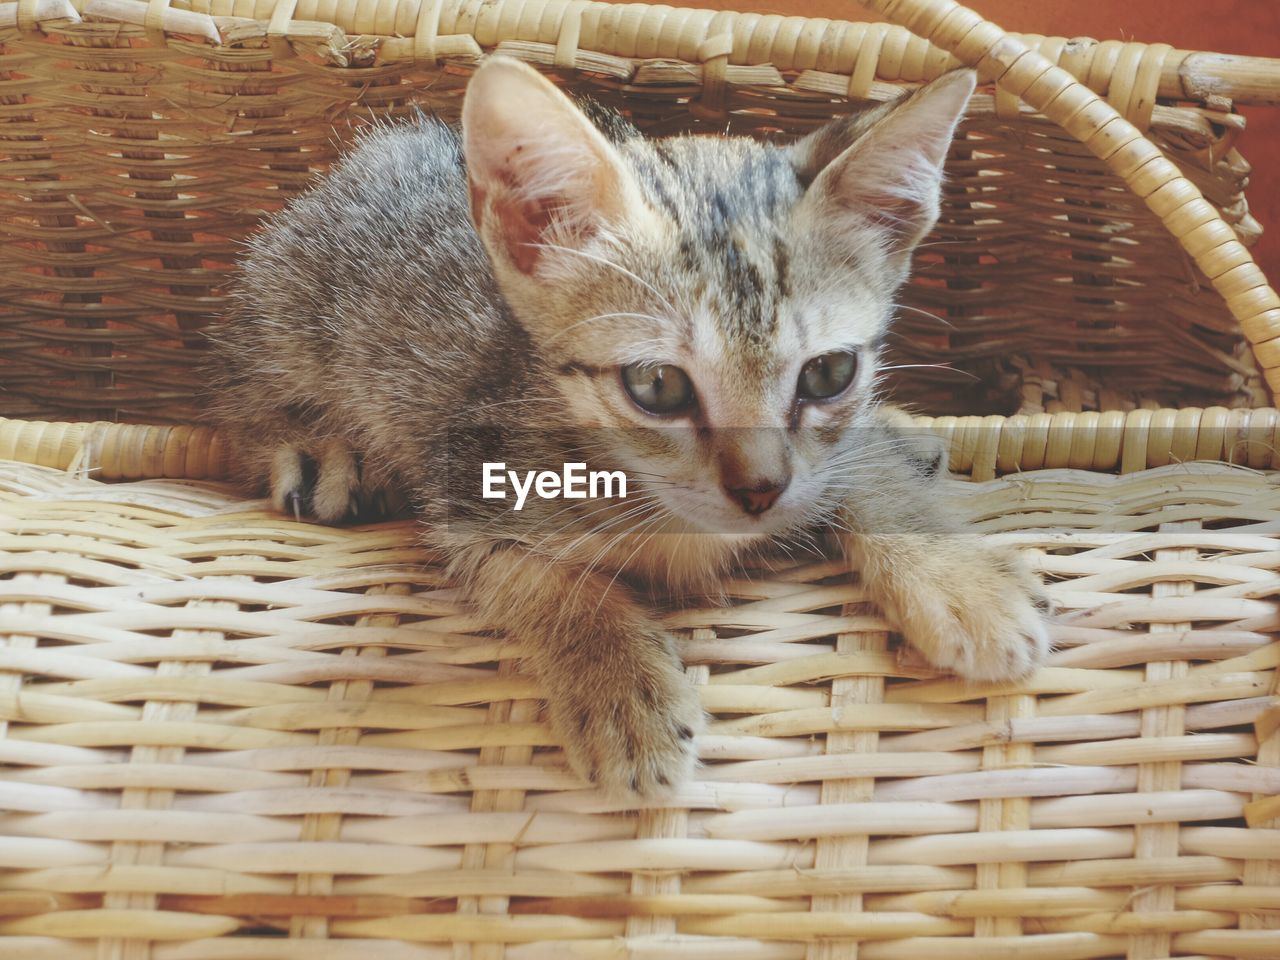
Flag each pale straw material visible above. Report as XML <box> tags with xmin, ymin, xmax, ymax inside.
<box><xmin>3</xmin><ymin>409</ymin><xmax>1280</xmax><ymax>483</ymax></box>
<box><xmin>2</xmin><ymin>0</ymin><xmax>1280</xmax><ymax>956</ymax></box>
<box><xmin>1</xmin><ymin>455</ymin><xmax>1278</xmax><ymax>957</ymax></box>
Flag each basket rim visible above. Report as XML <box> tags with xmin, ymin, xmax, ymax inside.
<box><xmin>3</xmin><ymin>409</ymin><xmax>1279</xmax><ymax>485</ymax></box>
<box><xmin>17</xmin><ymin>0</ymin><xmax>1280</xmax><ymax>107</ymax></box>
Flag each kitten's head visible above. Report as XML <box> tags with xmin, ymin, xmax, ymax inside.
<box><xmin>462</xmin><ymin>57</ymin><xmax>973</xmax><ymax>537</ymax></box>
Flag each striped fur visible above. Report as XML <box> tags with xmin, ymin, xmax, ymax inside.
<box><xmin>206</xmin><ymin>58</ymin><xmax>1047</xmax><ymax>796</ymax></box>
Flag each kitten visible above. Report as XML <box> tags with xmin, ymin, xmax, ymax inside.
<box><xmin>206</xmin><ymin>57</ymin><xmax>1049</xmax><ymax>796</ymax></box>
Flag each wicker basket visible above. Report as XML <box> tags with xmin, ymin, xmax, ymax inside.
<box><xmin>2</xmin><ymin>0</ymin><xmax>1280</xmax><ymax>957</ymax></box>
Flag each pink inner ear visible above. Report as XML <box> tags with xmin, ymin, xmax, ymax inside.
<box><xmin>822</xmin><ymin>143</ymin><xmax>940</xmax><ymax>248</ymax></box>
<box><xmin>493</xmin><ymin>194</ymin><xmax>558</xmax><ymax>275</ymax></box>
<box><xmin>468</xmin><ymin>181</ymin><xmax>487</xmax><ymax>229</ymax></box>
<box><xmin>852</xmin><ymin>191</ymin><xmax>925</xmax><ymax>239</ymax></box>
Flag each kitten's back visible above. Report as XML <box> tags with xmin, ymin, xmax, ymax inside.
<box><xmin>206</xmin><ymin>116</ymin><xmax>539</xmax><ymax>498</ymax></box>
<box><xmin>231</xmin><ymin>118</ymin><xmax>501</xmax><ymax>351</ymax></box>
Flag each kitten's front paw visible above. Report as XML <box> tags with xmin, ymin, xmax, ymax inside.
<box><xmin>892</xmin><ymin>544</ymin><xmax>1051</xmax><ymax>682</ymax></box>
<box><xmin>270</xmin><ymin>440</ymin><xmax>403</xmax><ymax>524</ymax></box>
<box><xmin>550</xmin><ymin>636</ymin><xmax>703</xmax><ymax>798</ymax></box>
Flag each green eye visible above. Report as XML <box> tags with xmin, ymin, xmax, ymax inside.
<box><xmin>798</xmin><ymin>351</ymin><xmax>858</xmax><ymax>401</ymax></box>
<box><xmin>621</xmin><ymin>363</ymin><xmax>697</xmax><ymax>416</ymax></box>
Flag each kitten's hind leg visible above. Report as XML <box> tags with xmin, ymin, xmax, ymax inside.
<box><xmin>269</xmin><ymin>437</ymin><xmax>405</xmax><ymax>524</ymax></box>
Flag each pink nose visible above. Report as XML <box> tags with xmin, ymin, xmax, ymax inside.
<box><xmin>725</xmin><ymin>479</ymin><xmax>788</xmax><ymax>515</ymax></box>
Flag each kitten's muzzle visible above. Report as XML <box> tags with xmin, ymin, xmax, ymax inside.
<box><xmin>716</xmin><ymin>431</ymin><xmax>791</xmax><ymax>516</ymax></box>
<box><xmin>724</xmin><ymin>476</ymin><xmax>790</xmax><ymax>516</ymax></box>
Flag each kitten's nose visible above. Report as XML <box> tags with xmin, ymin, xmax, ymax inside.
<box><xmin>725</xmin><ymin>478</ymin><xmax>789</xmax><ymax>515</ymax></box>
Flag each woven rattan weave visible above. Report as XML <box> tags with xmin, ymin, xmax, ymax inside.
<box><xmin>2</xmin><ymin>0</ymin><xmax>1280</xmax><ymax>956</ymax></box>
<box><xmin>2</xmin><ymin>452</ymin><xmax>1279</xmax><ymax>958</ymax></box>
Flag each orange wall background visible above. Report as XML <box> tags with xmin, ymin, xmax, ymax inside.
<box><xmin>677</xmin><ymin>0</ymin><xmax>1280</xmax><ymax>283</ymax></box>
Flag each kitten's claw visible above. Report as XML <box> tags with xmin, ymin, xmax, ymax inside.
<box><xmin>271</xmin><ymin>446</ymin><xmax>313</xmax><ymax>520</ymax></box>
<box><xmin>268</xmin><ymin>439</ymin><xmax>402</xmax><ymax>525</ymax></box>
<box><xmin>552</xmin><ymin>635</ymin><xmax>704</xmax><ymax>800</ymax></box>
<box><xmin>309</xmin><ymin>439</ymin><xmax>360</xmax><ymax>522</ymax></box>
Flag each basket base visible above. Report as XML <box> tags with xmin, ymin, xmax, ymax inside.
<box><xmin>0</xmin><ymin>458</ymin><xmax>1278</xmax><ymax>954</ymax></box>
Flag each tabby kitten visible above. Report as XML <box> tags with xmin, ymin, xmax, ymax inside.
<box><xmin>207</xmin><ymin>57</ymin><xmax>1049</xmax><ymax>796</ymax></box>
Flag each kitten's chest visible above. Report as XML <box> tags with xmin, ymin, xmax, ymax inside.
<box><xmin>609</xmin><ymin>528</ymin><xmax>754</xmax><ymax>591</ymax></box>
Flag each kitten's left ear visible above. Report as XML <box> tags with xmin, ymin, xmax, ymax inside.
<box><xmin>462</xmin><ymin>56</ymin><xmax>648</xmax><ymax>275</ymax></box>
<box><xmin>791</xmin><ymin>69</ymin><xmax>976</xmax><ymax>256</ymax></box>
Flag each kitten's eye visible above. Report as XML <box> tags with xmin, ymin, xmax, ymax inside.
<box><xmin>621</xmin><ymin>363</ymin><xmax>696</xmax><ymax>416</ymax></box>
<box><xmin>797</xmin><ymin>351</ymin><xmax>859</xmax><ymax>401</ymax></box>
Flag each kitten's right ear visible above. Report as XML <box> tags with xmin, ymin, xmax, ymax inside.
<box><xmin>462</xmin><ymin>56</ymin><xmax>645</xmax><ymax>275</ymax></box>
<box><xmin>790</xmin><ymin>70</ymin><xmax>975</xmax><ymax>257</ymax></box>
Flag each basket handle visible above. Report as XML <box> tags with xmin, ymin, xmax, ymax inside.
<box><xmin>865</xmin><ymin>0</ymin><xmax>1280</xmax><ymax>398</ymax></box>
